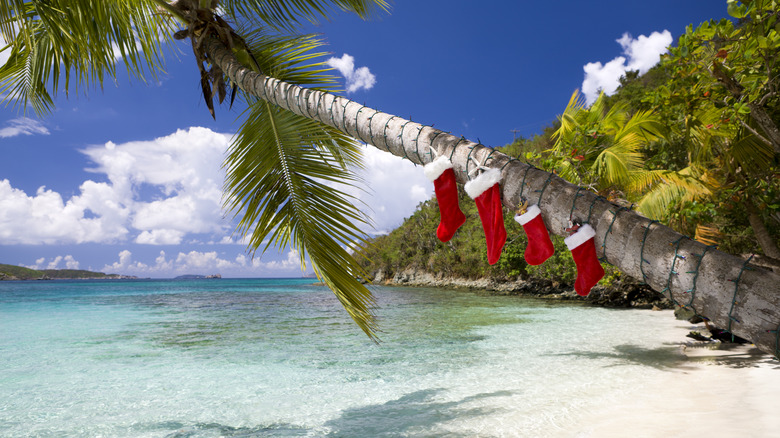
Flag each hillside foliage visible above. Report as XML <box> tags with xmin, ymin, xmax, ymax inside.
<box><xmin>0</xmin><ymin>264</ymin><xmax>123</xmax><ymax>280</ymax></box>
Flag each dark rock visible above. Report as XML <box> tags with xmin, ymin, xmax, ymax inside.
<box><xmin>688</xmin><ymin>315</ymin><xmax>705</xmax><ymax>324</ymax></box>
<box><xmin>373</xmin><ymin>269</ymin><xmax>671</xmax><ymax>310</ymax></box>
<box><xmin>686</xmin><ymin>331</ymin><xmax>711</xmax><ymax>341</ymax></box>
<box><xmin>584</xmin><ymin>278</ymin><xmax>671</xmax><ymax>309</ymax></box>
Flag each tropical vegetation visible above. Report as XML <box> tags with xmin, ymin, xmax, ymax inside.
<box><xmin>0</xmin><ymin>263</ymin><xmax>129</xmax><ymax>280</ymax></box>
<box><xmin>506</xmin><ymin>0</ymin><xmax>780</xmax><ymax>261</ymax></box>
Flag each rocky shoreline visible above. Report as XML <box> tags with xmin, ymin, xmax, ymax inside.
<box><xmin>372</xmin><ymin>268</ymin><xmax>672</xmax><ymax>309</ymax></box>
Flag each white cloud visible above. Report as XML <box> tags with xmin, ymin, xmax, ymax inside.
<box><xmin>0</xmin><ymin>117</ymin><xmax>50</xmax><ymax>138</ymax></box>
<box><xmin>103</xmin><ymin>250</ymin><xmax>149</xmax><ymax>273</ymax></box>
<box><xmin>0</xmin><ymin>125</ymin><xmax>430</xmax><ymax>246</ymax></box>
<box><xmin>46</xmin><ymin>256</ymin><xmax>63</xmax><ymax>270</ymax></box>
<box><xmin>45</xmin><ymin>255</ymin><xmax>78</xmax><ymax>270</ymax></box>
<box><xmin>352</xmin><ymin>146</ymin><xmax>432</xmax><ymax>234</ymax></box>
<box><xmin>582</xmin><ymin>30</ymin><xmax>672</xmax><ymax>104</ymax></box>
<box><xmin>175</xmin><ymin>250</ymin><xmax>224</xmax><ymax>269</ymax></box>
<box><xmin>0</xmin><ymin>127</ymin><xmax>229</xmax><ymax>245</ymax></box>
<box><xmin>23</xmin><ymin>255</ymin><xmax>80</xmax><ymax>270</ymax></box>
<box><xmin>0</xmin><ymin>32</ymin><xmax>11</xmax><ymax>67</ymax></box>
<box><xmin>99</xmin><ymin>248</ymin><xmax>307</xmax><ymax>277</ymax></box>
<box><xmin>3</xmin><ymin>127</ymin><xmax>434</xmax><ymax>277</ymax></box>
<box><xmin>135</xmin><ymin>229</ymin><xmax>185</xmax><ymax>245</ymax></box>
<box><xmin>327</xmin><ymin>53</ymin><xmax>376</xmax><ymax>93</ymax></box>
<box><xmin>155</xmin><ymin>250</ymin><xmax>173</xmax><ymax>271</ymax></box>
<box><xmin>259</xmin><ymin>249</ymin><xmax>302</xmax><ymax>271</ymax></box>
<box><xmin>102</xmin><ymin>249</ymin><xmax>181</xmax><ymax>274</ymax></box>
<box><xmin>65</xmin><ymin>255</ymin><xmax>80</xmax><ymax>269</ymax></box>
<box><xmin>618</xmin><ymin>32</ymin><xmax>673</xmax><ymax>73</ymax></box>
<box><xmin>0</xmin><ymin>180</ymin><xmax>130</xmax><ymax>244</ymax></box>
<box><xmin>132</xmin><ymin>195</ymin><xmax>223</xmax><ymax>242</ymax></box>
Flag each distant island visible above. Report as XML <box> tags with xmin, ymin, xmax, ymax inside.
<box><xmin>173</xmin><ymin>274</ymin><xmax>222</xmax><ymax>279</ymax></box>
<box><xmin>0</xmin><ymin>263</ymin><xmax>137</xmax><ymax>281</ymax></box>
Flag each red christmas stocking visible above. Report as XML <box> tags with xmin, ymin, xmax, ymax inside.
<box><xmin>424</xmin><ymin>156</ymin><xmax>466</xmax><ymax>242</ymax></box>
<box><xmin>514</xmin><ymin>204</ymin><xmax>554</xmax><ymax>266</ymax></box>
<box><xmin>465</xmin><ymin>168</ymin><xmax>507</xmax><ymax>265</ymax></box>
<box><xmin>564</xmin><ymin>224</ymin><xmax>604</xmax><ymax>296</ymax></box>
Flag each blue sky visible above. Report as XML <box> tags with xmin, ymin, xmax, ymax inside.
<box><xmin>0</xmin><ymin>1</ymin><xmax>727</xmax><ymax>278</ymax></box>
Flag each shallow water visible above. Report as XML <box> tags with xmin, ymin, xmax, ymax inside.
<box><xmin>0</xmin><ymin>279</ymin><xmax>769</xmax><ymax>437</ymax></box>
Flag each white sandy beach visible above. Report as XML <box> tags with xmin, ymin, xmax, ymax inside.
<box><xmin>565</xmin><ymin>317</ymin><xmax>780</xmax><ymax>438</ymax></box>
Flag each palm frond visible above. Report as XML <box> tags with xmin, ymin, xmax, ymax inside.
<box><xmin>593</xmin><ymin>145</ymin><xmax>643</xmax><ymax>187</ymax></box>
<box><xmin>224</xmin><ymin>100</ymin><xmax>377</xmax><ymax>338</ymax></box>
<box><xmin>221</xmin><ymin>0</ymin><xmax>389</xmax><ymax>32</ymax></box>
<box><xmin>0</xmin><ymin>32</ymin><xmax>53</xmax><ymax>114</ymax></box>
<box><xmin>729</xmin><ymin>127</ymin><xmax>775</xmax><ymax>175</ymax></box>
<box><xmin>614</xmin><ymin>109</ymin><xmax>663</xmax><ymax>144</ymax></box>
<box><xmin>554</xmin><ymin>160</ymin><xmax>580</xmax><ymax>185</ymax></box>
<box><xmin>552</xmin><ymin>89</ymin><xmax>666</xmax><ymax>192</ymax></box>
<box><xmin>0</xmin><ymin>0</ymin><xmax>174</xmax><ymax>115</ymax></box>
<box><xmin>222</xmin><ymin>24</ymin><xmax>377</xmax><ymax>338</ymax></box>
<box><xmin>629</xmin><ymin>166</ymin><xmax>713</xmax><ymax>193</ymax></box>
<box><xmin>633</xmin><ymin>168</ymin><xmax>713</xmax><ymax>219</ymax></box>
<box><xmin>553</xmin><ymin>89</ymin><xmax>586</xmax><ymax>146</ymax></box>
<box><xmin>0</xmin><ymin>1</ymin><xmax>31</xmax><ymax>44</ymax></box>
<box><xmin>599</xmin><ymin>98</ymin><xmax>629</xmax><ymax>133</ymax></box>
<box><xmin>237</xmin><ymin>28</ymin><xmax>364</xmax><ymax>169</ymax></box>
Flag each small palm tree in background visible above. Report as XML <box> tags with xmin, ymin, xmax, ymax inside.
<box><xmin>549</xmin><ymin>90</ymin><xmax>664</xmax><ymax>201</ymax></box>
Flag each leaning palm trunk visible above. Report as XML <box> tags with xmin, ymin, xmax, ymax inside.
<box><xmin>207</xmin><ymin>38</ymin><xmax>780</xmax><ymax>357</ymax></box>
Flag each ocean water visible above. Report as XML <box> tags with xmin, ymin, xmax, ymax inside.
<box><xmin>0</xmin><ymin>279</ymin><xmax>726</xmax><ymax>437</ymax></box>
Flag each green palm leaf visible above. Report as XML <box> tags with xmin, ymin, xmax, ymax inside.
<box><xmin>729</xmin><ymin>128</ymin><xmax>775</xmax><ymax>175</ymax></box>
<box><xmin>225</xmin><ymin>100</ymin><xmax>377</xmax><ymax>338</ymax></box>
<box><xmin>632</xmin><ymin>168</ymin><xmax>713</xmax><ymax>219</ymax></box>
<box><xmin>553</xmin><ymin>90</ymin><xmax>662</xmax><ymax>192</ymax></box>
<box><xmin>592</xmin><ymin>144</ymin><xmax>642</xmax><ymax>187</ymax></box>
<box><xmin>0</xmin><ymin>0</ymin><xmax>174</xmax><ymax>115</ymax></box>
<box><xmin>614</xmin><ymin>109</ymin><xmax>663</xmax><ymax>144</ymax></box>
<box><xmin>223</xmin><ymin>28</ymin><xmax>377</xmax><ymax>339</ymax></box>
<box><xmin>221</xmin><ymin>0</ymin><xmax>389</xmax><ymax>32</ymax></box>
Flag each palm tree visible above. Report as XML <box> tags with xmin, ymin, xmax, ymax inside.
<box><xmin>2</xmin><ymin>1</ymin><xmax>780</xmax><ymax>355</ymax></box>
<box><xmin>1</xmin><ymin>0</ymin><xmax>388</xmax><ymax>339</ymax></box>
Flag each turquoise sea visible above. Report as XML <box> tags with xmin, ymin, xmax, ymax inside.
<box><xmin>0</xmin><ymin>278</ymin><xmax>765</xmax><ymax>437</ymax></box>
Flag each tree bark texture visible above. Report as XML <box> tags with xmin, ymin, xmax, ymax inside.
<box><xmin>207</xmin><ymin>37</ymin><xmax>780</xmax><ymax>357</ymax></box>
<box><xmin>747</xmin><ymin>202</ymin><xmax>780</xmax><ymax>260</ymax></box>
<box><xmin>748</xmin><ymin>102</ymin><xmax>780</xmax><ymax>155</ymax></box>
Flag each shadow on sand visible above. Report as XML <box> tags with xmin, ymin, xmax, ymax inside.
<box><xmin>321</xmin><ymin>388</ymin><xmax>512</xmax><ymax>437</ymax></box>
<box><xmin>552</xmin><ymin>341</ymin><xmax>779</xmax><ymax>371</ymax></box>
<box><xmin>158</xmin><ymin>389</ymin><xmax>512</xmax><ymax>438</ymax></box>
